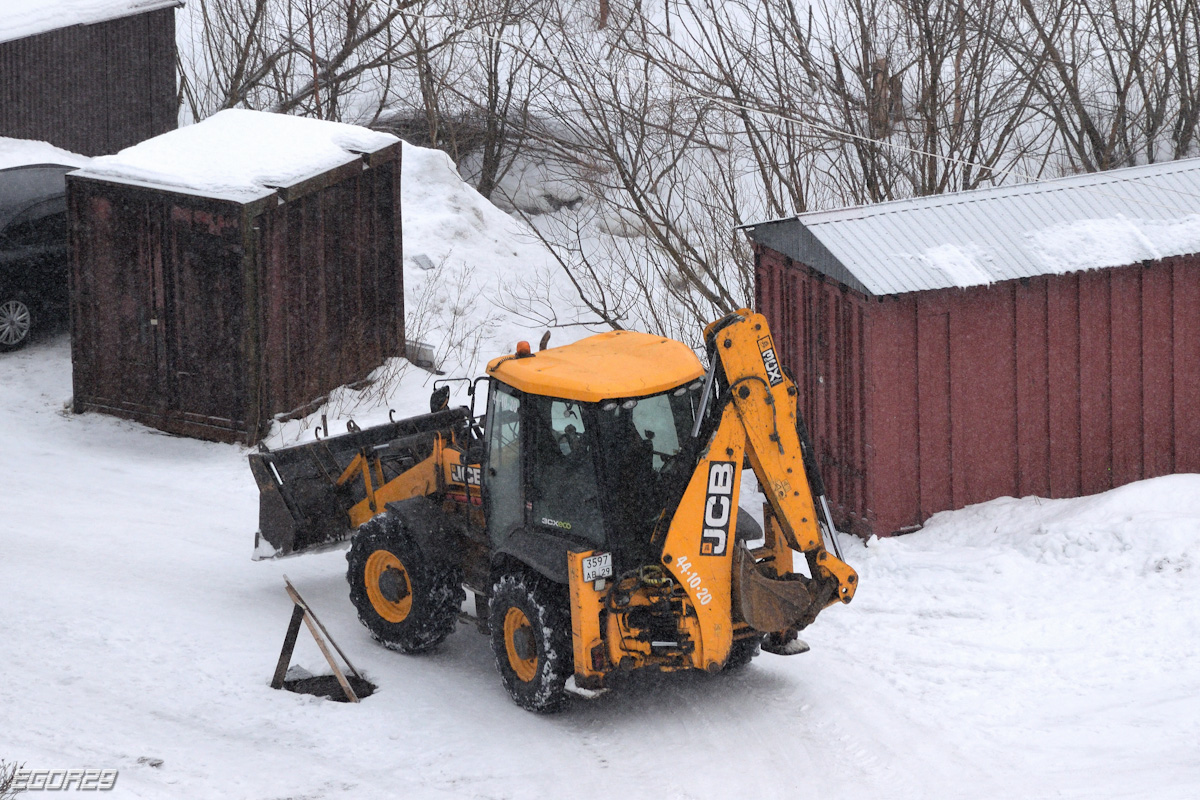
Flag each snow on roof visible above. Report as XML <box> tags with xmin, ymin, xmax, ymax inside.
<box><xmin>744</xmin><ymin>157</ymin><xmax>1200</xmax><ymax>296</ymax></box>
<box><xmin>0</xmin><ymin>137</ymin><xmax>90</xmax><ymax>171</ymax></box>
<box><xmin>72</xmin><ymin>109</ymin><xmax>400</xmax><ymax>203</ymax></box>
<box><xmin>0</xmin><ymin>0</ymin><xmax>182</xmax><ymax>44</ymax></box>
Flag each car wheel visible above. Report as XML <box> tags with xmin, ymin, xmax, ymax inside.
<box><xmin>0</xmin><ymin>296</ymin><xmax>34</xmax><ymax>352</ymax></box>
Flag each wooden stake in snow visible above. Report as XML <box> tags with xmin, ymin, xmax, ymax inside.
<box><xmin>271</xmin><ymin>576</ymin><xmax>364</xmax><ymax>703</ymax></box>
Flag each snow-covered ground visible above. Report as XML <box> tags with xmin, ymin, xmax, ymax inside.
<box><xmin>3</xmin><ymin>138</ymin><xmax>1199</xmax><ymax>799</ymax></box>
<box><xmin>4</xmin><ymin>335</ymin><xmax>1199</xmax><ymax>799</ymax></box>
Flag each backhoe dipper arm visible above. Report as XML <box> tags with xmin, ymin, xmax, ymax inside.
<box><xmin>707</xmin><ymin>309</ymin><xmax>858</xmax><ymax>608</ymax></box>
<box><xmin>656</xmin><ymin>309</ymin><xmax>857</xmax><ymax>670</ymax></box>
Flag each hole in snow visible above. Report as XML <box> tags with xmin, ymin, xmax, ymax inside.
<box><xmin>281</xmin><ymin>674</ymin><xmax>376</xmax><ymax>703</ymax></box>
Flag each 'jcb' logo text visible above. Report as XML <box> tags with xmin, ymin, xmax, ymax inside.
<box><xmin>451</xmin><ymin>463</ymin><xmax>481</xmax><ymax>486</ymax></box>
<box><xmin>701</xmin><ymin>461</ymin><xmax>735</xmax><ymax>556</ymax></box>
<box><xmin>758</xmin><ymin>335</ymin><xmax>784</xmax><ymax>386</ymax></box>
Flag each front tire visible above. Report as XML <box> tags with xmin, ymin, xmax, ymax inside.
<box><xmin>489</xmin><ymin>572</ymin><xmax>573</xmax><ymax>713</ymax></box>
<box><xmin>346</xmin><ymin>512</ymin><xmax>463</xmax><ymax>653</ymax></box>
<box><xmin>0</xmin><ymin>296</ymin><xmax>34</xmax><ymax>352</ymax></box>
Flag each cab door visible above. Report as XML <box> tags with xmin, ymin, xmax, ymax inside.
<box><xmin>483</xmin><ymin>380</ymin><xmax>524</xmax><ymax>545</ymax></box>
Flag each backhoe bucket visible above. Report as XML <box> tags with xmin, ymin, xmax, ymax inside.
<box><xmin>249</xmin><ymin>407</ymin><xmax>469</xmax><ymax>558</ymax></box>
<box><xmin>732</xmin><ymin>544</ymin><xmax>826</xmax><ymax>633</ymax></box>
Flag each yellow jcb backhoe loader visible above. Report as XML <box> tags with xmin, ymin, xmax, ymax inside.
<box><xmin>249</xmin><ymin>309</ymin><xmax>857</xmax><ymax>712</ymax></box>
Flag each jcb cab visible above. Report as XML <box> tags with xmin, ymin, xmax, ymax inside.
<box><xmin>249</xmin><ymin>310</ymin><xmax>857</xmax><ymax>712</ymax></box>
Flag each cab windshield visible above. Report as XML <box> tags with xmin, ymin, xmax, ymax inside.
<box><xmin>594</xmin><ymin>383</ymin><xmax>702</xmax><ymax>563</ymax></box>
<box><xmin>521</xmin><ymin>381</ymin><xmax>705</xmax><ymax>566</ymax></box>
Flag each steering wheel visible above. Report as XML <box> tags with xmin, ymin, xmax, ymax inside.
<box><xmin>651</xmin><ymin>449</ymin><xmax>678</xmax><ymax>474</ymax></box>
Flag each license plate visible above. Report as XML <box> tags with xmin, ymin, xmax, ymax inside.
<box><xmin>581</xmin><ymin>552</ymin><xmax>613</xmax><ymax>583</ymax></box>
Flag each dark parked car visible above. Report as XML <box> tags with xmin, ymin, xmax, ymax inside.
<box><xmin>0</xmin><ymin>164</ymin><xmax>72</xmax><ymax>351</ymax></box>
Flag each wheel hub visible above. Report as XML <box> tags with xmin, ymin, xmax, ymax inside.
<box><xmin>503</xmin><ymin>606</ymin><xmax>539</xmax><ymax>682</ymax></box>
<box><xmin>364</xmin><ymin>550</ymin><xmax>412</xmax><ymax>623</ymax></box>
<box><xmin>0</xmin><ymin>300</ymin><xmax>31</xmax><ymax>347</ymax></box>
<box><xmin>378</xmin><ymin>565</ymin><xmax>410</xmax><ymax>604</ymax></box>
<box><xmin>511</xmin><ymin>626</ymin><xmax>536</xmax><ymax>661</ymax></box>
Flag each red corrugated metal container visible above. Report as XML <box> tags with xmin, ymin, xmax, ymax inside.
<box><xmin>754</xmin><ymin>246</ymin><xmax>1200</xmax><ymax>537</ymax></box>
<box><xmin>68</xmin><ymin>140</ymin><xmax>403</xmax><ymax>444</ymax></box>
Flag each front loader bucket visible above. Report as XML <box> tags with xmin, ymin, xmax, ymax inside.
<box><xmin>249</xmin><ymin>407</ymin><xmax>470</xmax><ymax>558</ymax></box>
<box><xmin>249</xmin><ymin>453</ymin><xmax>352</xmax><ymax>558</ymax></box>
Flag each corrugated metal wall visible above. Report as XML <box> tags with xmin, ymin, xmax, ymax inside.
<box><xmin>756</xmin><ymin>248</ymin><xmax>872</xmax><ymax>536</ymax></box>
<box><xmin>868</xmin><ymin>280</ymin><xmax>1022</xmax><ymax>530</ymax></box>
<box><xmin>868</xmin><ymin>256</ymin><xmax>1200</xmax><ymax>534</ymax></box>
<box><xmin>70</xmin><ymin>145</ymin><xmax>404</xmax><ymax>443</ymax></box>
<box><xmin>757</xmin><ymin>245</ymin><xmax>1200</xmax><ymax>537</ymax></box>
<box><xmin>0</xmin><ymin>8</ymin><xmax>177</xmax><ymax>156</ymax></box>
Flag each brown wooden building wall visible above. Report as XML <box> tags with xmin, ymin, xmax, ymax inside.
<box><xmin>756</xmin><ymin>245</ymin><xmax>1200</xmax><ymax>537</ymax></box>
<box><xmin>0</xmin><ymin>8</ymin><xmax>177</xmax><ymax>156</ymax></box>
<box><xmin>69</xmin><ymin>145</ymin><xmax>404</xmax><ymax>443</ymax></box>
<box><xmin>256</xmin><ymin>156</ymin><xmax>404</xmax><ymax>421</ymax></box>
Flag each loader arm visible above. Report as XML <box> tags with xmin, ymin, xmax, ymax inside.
<box><xmin>657</xmin><ymin>309</ymin><xmax>856</xmax><ymax>670</ymax></box>
<box><xmin>248</xmin><ymin>407</ymin><xmax>476</xmax><ymax>558</ymax></box>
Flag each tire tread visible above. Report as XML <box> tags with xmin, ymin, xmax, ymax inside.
<box><xmin>346</xmin><ymin>512</ymin><xmax>463</xmax><ymax>654</ymax></box>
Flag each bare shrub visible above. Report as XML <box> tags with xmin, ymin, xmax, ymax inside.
<box><xmin>0</xmin><ymin>760</ymin><xmax>22</xmax><ymax>800</ymax></box>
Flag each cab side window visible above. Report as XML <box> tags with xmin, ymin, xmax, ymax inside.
<box><xmin>483</xmin><ymin>383</ymin><xmax>523</xmax><ymax>543</ymax></box>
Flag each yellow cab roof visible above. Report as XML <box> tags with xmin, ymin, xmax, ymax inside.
<box><xmin>486</xmin><ymin>330</ymin><xmax>704</xmax><ymax>403</ymax></box>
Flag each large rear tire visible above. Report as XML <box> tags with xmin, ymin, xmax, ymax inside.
<box><xmin>723</xmin><ymin>633</ymin><xmax>763</xmax><ymax>671</ymax></box>
<box><xmin>489</xmin><ymin>572</ymin><xmax>573</xmax><ymax>713</ymax></box>
<box><xmin>346</xmin><ymin>512</ymin><xmax>463</xmax><ymax>653</ymax></box>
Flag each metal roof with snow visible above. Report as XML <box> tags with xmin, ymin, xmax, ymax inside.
<box><xmin>0</xmin><ymin>0</ymin><xmax>183</xmax><ymax>45</ymax></box>
<box><xmin>0</xmin><ymin>137</ymin><xmax>90</xmax><ymax>171</ymax></box>
<box><xmin>743</xmin><ymin>157</ymin><xmax>1200</xmax><ymax>296</ymax></box>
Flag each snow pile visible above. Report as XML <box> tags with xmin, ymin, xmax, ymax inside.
<box><xmin>74</xmin><ymin>109</ymin><xmax>398</xmax><ymax>201</ymax></box>
<box><xmin>0</xmin><ymin>0</ymin><xmax>179</xmax><ymax>44</ymax></box>
<box><xmin>265</xmin><ymin>141</ymin><xmax>589</xmax><ymax>447</ymax></box>
<box><xmin>0</xmin><ymin>137</ymin><xmax>90</xmax><ymax>170</ymax></box>
<box><xmin>460</xmin><ymin>153</ymin><xmax>585</xmax><ymax>215</ymax></box>
<box><xmin>911</xmin><ymin>474</ymin><xmax>1200</xmax><ymax>574</ymax></box>
<box><xmin>1029</xmin><ymin>214</ymin><xmax>1200</xmax><ymax>274</ymax></box>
